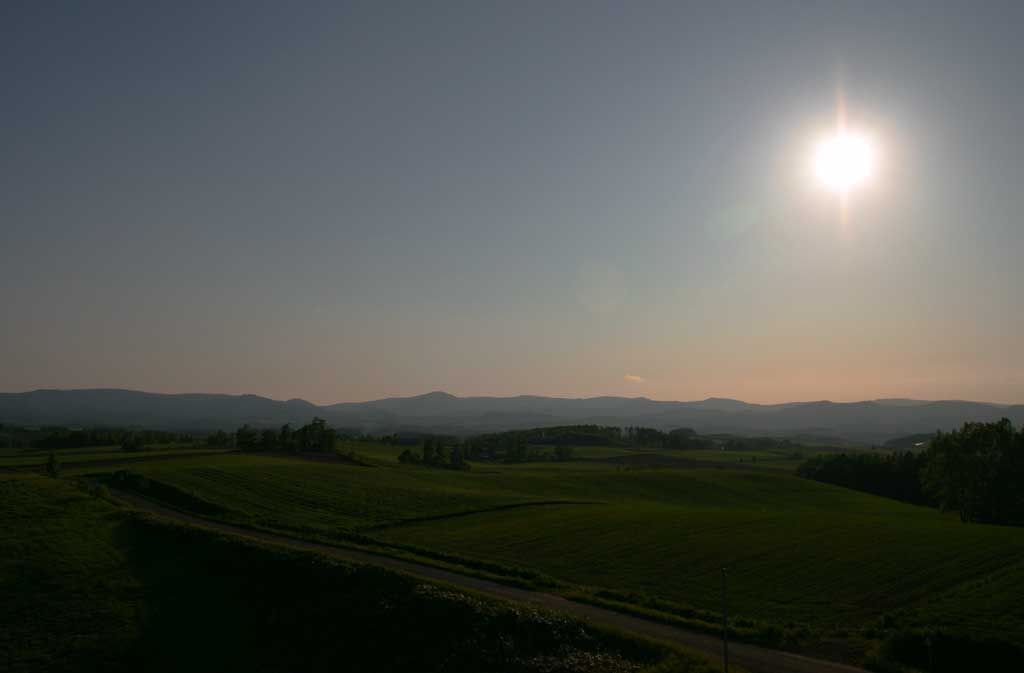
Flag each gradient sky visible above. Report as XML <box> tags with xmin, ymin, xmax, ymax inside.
<box><xmin>3</xmin><ymin>1</ymin><xmax>1023</xmax><ymax>404</ymax></box>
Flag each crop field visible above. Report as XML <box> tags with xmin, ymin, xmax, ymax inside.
<box><xmin>376</xmin><ymin>498</ymin><xmax>1024</xmax><ymax>633</ymax></box>
<box><xmin>119</xmin><ymin>453</ymin><xmax>886</xmax><ymax>535</ymax></box>
<box><xmin>113</xmin><ymin>450</ymin><xmax>1024</xmax><ymax>657</ymax></box>
<box><xmin>1</xmin><ymin>472</ymin><xmax>705</xmax><ymax>673</ymax></box>
<box><xmin>112</xmin><ymin>454</ymin><xmax>586</xmax><ymax>532</ymax></box>
<box><xmin>0</xmin><ymin>445</ymin><xmax>228</xmax><ymax>468</ymax></box>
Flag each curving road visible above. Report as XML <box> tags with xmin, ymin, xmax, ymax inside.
<box><xmin>112</xmin><ymin>489</ymin><xmax>868</xmax><ymax>673</ymax></box>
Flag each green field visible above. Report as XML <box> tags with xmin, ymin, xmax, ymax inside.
<box><xmin>105</xmin><ymin>448</ymin><xmax>1024</xmax><ymax>669</ymax></box>
<box><xmin>10</xmin><ymin>437</ymin><xmax>1022</xmax><ymax>670</ymax></box>
<box><xmin>0</xmin><ymin>444</ymin><xmax>228</xmax><ymax>468</ymax></box>
<box><xmin>1</xmin><ymin>473</ymin><xmax>713</xmax><ymax>673</ymax></box>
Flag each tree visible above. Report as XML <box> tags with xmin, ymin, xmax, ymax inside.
<box><xmin>235</xmin><ymin>425</ymin><xmax>259</xmax><ymax>451</ymax></box>
<box><xmin>318</xmin><ymin>427</ymin><xmax>336</xmax><ymax>453</ymax></box>
<box><xmin>449</xmin><ymin>444</ymin><xmax>468</xmax><ymax>469</ymax></box>
<box><xmin>206</xmin><ymin>430</ymin><xmax>232</xmax><ymax>448</ymax></box>
<box><xmin>923</xmin><ymin>419</ymin><xmax>1021</xmax><ymax>524</ymax></box>
<box><xmin>46</xmin><ymin>451</ymin><xmax>60</xmax><ymax>478</ymax></box>
<box><xmin>279</xmin><ymin>424</ymin><xmax>293</xmax><ymax>453</ymax></box>
<box><xmin>505</xmin><ymin>437</ymin><xmax>529</xmax><ymax>463</ymax></box>
<box><xmin>432</xmin><ymin>441</ymin><xmax>447</xmax><ymax>466</ymax></box>
<box><xmin>294</xmin><ymin>417</ymin><xmax>334</xmax><ymax>452</ymax></box>
<box><xmin>797</xmin><ymin>450</ymin><xmax>931</xmax><ymax>506</ymax></box>
<box><xmin>121</xmin><ymin>433</ymin><xmax>145</xmax><ymax>452</ymax></box>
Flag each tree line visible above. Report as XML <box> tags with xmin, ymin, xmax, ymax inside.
<box><xmin>622</xmin><ymin>426</ymin><xmax>713</xmax><ymax>449</ymax></box>
<box><xmin>472</xmin><ymin>424</ymin><xmax>712</xmax><ymax>452</ymax></box>
<box><xmin>392</xmin><ymin>434</ymin><xmax>577</xmax><ymax>466</ymax></box>
<box><xmin>0</xmin><ymin>423</ymin><xmax>196</xmax><ymax>450</ymax></box>
<box><xmin>398</xmin><ymin>438</ymin><xmax>470</xmax><ymax>470</ymax></box>
<box><xmin>716</xmin><ymin>435</ymin><xmax>801</xmax><ymax>452</ymax></box>
<box><xmin>210</xmin><ymin>417</ymin><xmax>343</xmax><ymax>454</ymax></box>
<box><xmin>797</xmin><ymin>450</ymin><xmax>932</xmax><ymax>506</ymax></box>
<box><xmin>798</xmin><ymin>419</ymin><xmax>1024</xmax><ymax>526</ymax></box>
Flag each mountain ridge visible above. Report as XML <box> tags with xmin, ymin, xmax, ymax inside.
<box><xmin>2</xmin><ymin>388</ymin><xmax>1022</xmax><ymax>443</ymax></box>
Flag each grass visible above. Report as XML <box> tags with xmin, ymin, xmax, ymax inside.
<box><xmin>105</xmin><ymin>455</ymin><xmax>544</xmax><ymax>532</ymax></box>
<box><xmin>109</xmin><ymin>450</ymin><xmax>1024</xmax><ymax>669</ymax></box>
<box><xmin>376</xmin><ymin>498</ymin><xmax>1024</xmax><ymax>628</ymax></box>
<box><xmin>0</xmin><ymin>444</ymin><xmax>228</xmax><ymax>468</ymax></box>
<box><xmin>1</xmin><ymin>472</ymin><xmax>717</xmax><ymax>673</ymax></box>
<box><xmin>0</xmin><ymin>475</ymin><xmax>140</xmax><ymax>671</ymax></box>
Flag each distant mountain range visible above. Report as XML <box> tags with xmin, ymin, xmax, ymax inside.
<box><xmin>2</xmin><ymin>388</ymin><xmax>1022</xmax><ymax>444</ymax></box>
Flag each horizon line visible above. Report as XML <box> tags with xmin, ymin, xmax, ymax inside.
<box><xmin>3</xmin><ymin>387</ymin><xmax>1019</xmax><ymax>408</ymax></box>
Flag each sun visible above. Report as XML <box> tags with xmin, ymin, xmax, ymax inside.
<box><xmin>814</xmin><ymin>132</ymin><xmax>875</xmax><ymax>193</ymax></box>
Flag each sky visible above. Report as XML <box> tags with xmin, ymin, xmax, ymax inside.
<box><xmin>3</xmin><ymin>1</ymin><xmax>1023</xmax><ymax>405</ymax></box>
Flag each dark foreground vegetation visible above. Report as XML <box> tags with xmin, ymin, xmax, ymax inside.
<box><xmin>1</xmin><ymin>475</ymin><xmax>707</xmax><ymax>673</ymax></box>
<box><xmin>800</xmin><ymin>419</ymin><xmax>1024</xmax><ymax>526</ymax></box>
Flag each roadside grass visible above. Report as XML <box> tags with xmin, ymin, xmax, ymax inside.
<box><xmin>0</xmin><ymin>473</ymin><xmax>720</xmax><ymax>673</ymax></box>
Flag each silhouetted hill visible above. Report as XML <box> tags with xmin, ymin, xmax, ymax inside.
<box><xmin>1</xmin><ymin>388</ymin><xmax>1021</xmax><ymax>443</ymax></box>
<box><xmin>0</xmin><ymin>389</ymin><xmax>317</xmax><ymax>431</ymax></box>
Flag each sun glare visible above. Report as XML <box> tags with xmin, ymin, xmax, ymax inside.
<box><xmin>814</xmin><ymin>132</ymin><xmax>875</xmax><ymax>193</ymax></box>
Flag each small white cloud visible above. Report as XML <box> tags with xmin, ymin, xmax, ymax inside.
<box><xmin>624</xmin><ymin>374</ymin><xmax>645</xmax><ymax>383</ymax></box>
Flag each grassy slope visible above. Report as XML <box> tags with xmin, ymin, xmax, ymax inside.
<box><xmin>118</xmin><ymin>453</ymin><xmax>1024</xmax><ymax>654</ymax></box>
<box><xmin>1</xmin><ymin>473</ymin><xmax>712</xmax><ymax>673</ymax></box>
<box><xmin>103</xmin><ymin>455</ymin><xmax>543</xmax><ymax>531</ymax></box>
<box><xmin>1</xmin><ymin>476</ymin><xmax>140</xmax><ymax>671</ymax></box>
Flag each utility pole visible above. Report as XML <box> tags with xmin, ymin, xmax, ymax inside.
<box><xmin>721</xmin><ymin>566</ymin><xmax>729</xmax><ymax>673</ymax></box>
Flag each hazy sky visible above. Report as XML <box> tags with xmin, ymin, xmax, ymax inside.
<box><xmin>3</xmin><ymin>1</ymin><xmax>1023</xmax><ymax>404</ymax></box>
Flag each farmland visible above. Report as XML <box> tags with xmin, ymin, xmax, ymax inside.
<box><xmin>0</xmin><ymin>444</ymin><xmax>229</xmax><ymax>469</ymax></box>
<box><xmin>0</xmin><ymin>473</ymin><xmax>710</xmax><ymax>673</ymax></box>
<box><xmin>6</xmin><ymin>427</ymin><xmax>1023</xmax><ymax>672</ymax></box>
<box><xmin>103</xmin><ymin>447</ymin><xmax>1024</xmax><ymax>669</ymax></box>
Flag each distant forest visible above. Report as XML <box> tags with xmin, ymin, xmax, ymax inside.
<box><xmin>4</xmin><ymin>418</ymin><xmax>811</xmax><ymax>462</ymax></box>
<box><xmin>0</xmin><ymin>424</ymin><xmax>196</xmax><ymax>450</ymax></box>
<box><xmin>799</xmin><ymin>419</ymin><xmax>1024</xmax><ymax>526</ymax></box>
<box><xmin>473</xmin><ymin>425</ymin><xmax>713</xmax><ymax>450</ymax></box>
